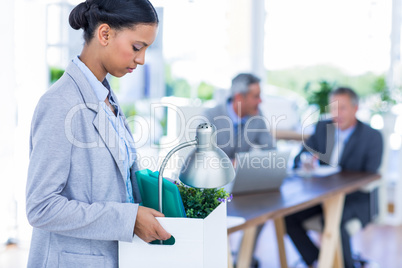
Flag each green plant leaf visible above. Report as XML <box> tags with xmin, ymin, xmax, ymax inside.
<box><xmin>175</xmin><ymin>181</ymin><xmax>232</xmax><ymax>219</ymax></box>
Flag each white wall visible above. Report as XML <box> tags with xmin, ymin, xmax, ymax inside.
<box><xmin>0</xmin><ymin>0</ymin><xmax>17</xmax><ymax>244</ymax></box>
<box><xmin>12</xmin><ymin>0</ymin><xmax>49</xmax><ymax>243</ymax></box>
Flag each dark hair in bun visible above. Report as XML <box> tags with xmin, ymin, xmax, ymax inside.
<box><xmin>69</xmin><ymin>0</ymin><xmax>159</xmax><ymax>43</ymax></box>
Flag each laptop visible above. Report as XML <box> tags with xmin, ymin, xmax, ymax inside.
<box><xmin>224</xmin><ymin>150</ymin><xmax>290</xmax><ymax>195</ymax></box>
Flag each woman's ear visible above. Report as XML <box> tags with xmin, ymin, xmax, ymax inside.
<box><xmin>97</xmin><ymin>23</ymin><xmax>111</xmax><ymax>46</ymax></box>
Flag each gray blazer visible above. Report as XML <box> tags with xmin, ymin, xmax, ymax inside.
<box><xmin>26</xmin><ymin>62</ymin><xmax>141</xmax><ymax>267</ymax></box>
<box><xmin>203</xmin><ymin>101</ymin><xmax>275</xmax><ymax>159</ymax></box>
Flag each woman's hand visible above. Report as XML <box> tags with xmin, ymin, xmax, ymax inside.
<box><xmin>134</xmin><ymin>206</ymin><xmax>171</xmax><ymax>242</ymax></box>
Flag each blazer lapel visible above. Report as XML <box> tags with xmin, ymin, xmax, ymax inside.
<box><xmin>323</xmin><ymin>122</ymin><xmax>336</xmax><ymax>164</ymax></box>
<box><xmin>110</xmin><ymin>89</ymin><xmax>134</xmax><ymax>139</ymax></box>
<box><xmin>66</xmin><ymin>62</ymin><xmax>126</xmax><ymax>180</ymax></box>
<box><xmin>92</xmin><ymin>108</ymin><xmax>126</xmax><ymax>180</ymax></box>
<box><xmin>108</xmin><ymin>90</ymin><xmax>142</xmax><ymax>202</ymax></box>
<box><xmin>340</xmin><ymin>121</ymin><xmax>361</xmax><ymax>166</ymax></box>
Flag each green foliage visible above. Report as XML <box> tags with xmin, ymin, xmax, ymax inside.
<box><xmin>120</xmin><ymin>103</ymin><xmax>137</xmax><ymax>118</ymax></box>
<box><xmin>159</xmin><ymin>112</ymin><xmax>168</xmax><ymax>136</ymax></box>
<box><xmin>371</xmin><ymin>75</ymin><xmax>400</xmax><ymax>113</ymax></box>
<box><xmin>120</xmin><ymin>103</ymin><xmax>137</xmax><ymax>133</ymax></box>
<box><xmin>172</xmin><ymin>79</ymin><xmax>192</xmax><ymax>98</ymax></box>
<box><xmin>372</xmin><ymin>75</ymin><xmax>387</xmax><ymax>94</ymax></box>
<box><xmin>304</xmin><ymin>80</ymin><xmax>336</xmax><ymax>114</ymax></box>
<box><xmin>165</xmin><ymin>65</ymin><xmax>191</xmax><ymax>97</ymax></box>
<box><xmin>109</xmin><ymin>75</ymin><xmax>120</xmax><ymax>93</ymax></box>
<box><xmin>373</xmin><ymin>75</ymin><xmax>394</xmax><ymax>104</ymax></box>
<box><xmin>165</xmin><ymin>64</ymin><xmax>215</xmax><ymax>99</ymax></box>
<box><xmin>266</xmin><ymin>65</ymin><xmax>386</xmax><ymax>98</ymax></box>
<box><xmin>197</xmin><ymin>81</ymin><xmax>214</xmax><ymax>101</ymax></box>
<box><xmin>175</xmin><ymin>181</ymin><xmax>232</xmax><ymax>219</ymax></box>
<box><xmin>49</xmin><ymin>66</ymin><xmax>65</xmax><ymax>84</ymax></box>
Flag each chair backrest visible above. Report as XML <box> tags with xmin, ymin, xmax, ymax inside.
<box><xmin>302</xmin><ymin>215</ymin><xmax>362</xmax><ymax>236</ymax></box>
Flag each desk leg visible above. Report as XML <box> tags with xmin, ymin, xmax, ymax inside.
<box><xmin>274</xmin><ymin>218</ymin><xmax>288</xmax><ymax>268</ymax></box>
<box><xmin>228</xmin><ymin>239</ymin><xmax>234</xmax><ymax>268</ymax></box>
<box><xmin>333</xmin><ymin>239</ymin><xmax>344</xmax><ymax>268</ymax></box>
<box><xmin>236</xmin><ymin>226</ymin><xmax>257</xmax><ymax>268</ymax></box>
<box><xmin>318</xmin><ymin>193</ymin><xmax>345</xmax><ymax>268</ymax></box>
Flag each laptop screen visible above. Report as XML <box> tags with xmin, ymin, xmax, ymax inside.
<box><xmin>225</xmin><ymin>150</ymin><xmax>290</xmax><ymax>195</ymax></box>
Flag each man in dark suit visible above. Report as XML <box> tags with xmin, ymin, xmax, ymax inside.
<box><xmin>285</xmin><ymin>87</ymin><xmax>383</xmax><ymax>268</ymax></box>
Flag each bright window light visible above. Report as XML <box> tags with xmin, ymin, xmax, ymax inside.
<box><xmin>394</xmin><ymin>115</ymin><xmax>402</xmax><ymax>135</ymax></box>
<box><xmin>390</xmin><ymin>133</ymin><xmax>402</xmax><ymax>150</ymax></box>
<box><xmin>370</xmin><ymin>114</ymin><xmax>384</xmax><ymax>130</ymax></box>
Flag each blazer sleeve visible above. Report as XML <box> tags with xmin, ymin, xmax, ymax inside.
<box><xmin>257</xmin><ymin>118</ymin><xmax>276</xmax><ymax>150</ymax></box>
<box><xmin>363</xmin><ymin>129</ymin><xmax>383</xmax><ymax>173</ymax></box>
<box><xmin>26</xmin><ymin>93</ymin><xmax>138</xmax><ymax>242</ymax></box>
<box><xmin>245</xmin><ymin>111</ymin><xmax>275</xmax><ymax>150</ymax></box>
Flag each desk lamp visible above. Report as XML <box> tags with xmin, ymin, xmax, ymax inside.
<box><xmin>158</xmin><ymin>123</ymin><xmax>235</xmax><ymax>213</ymax></box>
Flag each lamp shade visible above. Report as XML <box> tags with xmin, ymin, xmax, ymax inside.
<box><xmin>158</xmin><ymin>123</ymin><xmax>235</xmax><ymax>213</ymax></box>
<box><xmin>179</xmin><ymin>123</ymin><xmax>235</xmax><ymax>188</ymax></box>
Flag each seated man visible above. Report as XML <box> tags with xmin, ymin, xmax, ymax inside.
<box><xmin>203</xmin><ymin>73</ymin><xmax>275</xmax><ymax>159</ymax></box>
<box><xmin>285</xmin><ymin>87</ymin><xmax>383</xmax><ymax>268</ymax></box>
<box><xmin>203</xmin><ymin>73</ymin><xmax>275</xmax><ymax>267</ymax></box>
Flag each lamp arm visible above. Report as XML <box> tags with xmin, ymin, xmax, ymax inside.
<box><xmin>158</xmin><ymin>139</ymin><xmax>198</xmax><ymax>213</ymax></box>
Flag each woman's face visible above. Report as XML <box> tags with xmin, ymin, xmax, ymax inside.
<box><xmin>102</xmin><ymin>24</ymin><xmax>158</xmax><ymax>78</ymax></box>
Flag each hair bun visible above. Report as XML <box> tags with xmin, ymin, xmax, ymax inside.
<box><xmin>69</xmin><ymin>2</ymin><xmax>89</xmax><ymax>30</ymax></box>
<box><xmin>69</xmin><ymin>0</ymin><xmax>158</xmax><ymax>44</ymax></box>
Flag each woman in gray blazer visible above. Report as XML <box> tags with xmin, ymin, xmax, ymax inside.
<box><xmin>26</xmin><ymin>1</ymin><xmax>170</xmax><ymax>267</ymax></box>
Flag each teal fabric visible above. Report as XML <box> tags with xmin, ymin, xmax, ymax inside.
<box><xmin>136</xmin><ymin>169</ymin><xmax>186</xmax><ymax>218</ymax></box>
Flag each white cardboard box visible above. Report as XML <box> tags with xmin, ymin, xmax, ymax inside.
<box><xmin>119</xmin><ymin>202</ymin><xmax>227</xmax><ymax>268</ymax></box>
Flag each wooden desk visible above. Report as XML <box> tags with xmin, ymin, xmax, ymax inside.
<box><xmin>227</xmin><ymin>172</ymin><xmax>381</xmax><ymax>268</ymax></box>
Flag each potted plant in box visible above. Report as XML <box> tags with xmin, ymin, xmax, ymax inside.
<box><xmin>175</xmin><ymin>181</ymin><xmax>233</xmax><ymax>219</ymax></box>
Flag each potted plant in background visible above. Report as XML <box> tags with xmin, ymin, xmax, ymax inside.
<box><xmin>367</xmin><ymin>75</ymin><xmax>400</xmax><ymax>139</ymax></box>
<box><xmin>303</xmin><ymin>79</ymin><xmax>337</xmax><ymax>115</ymax></box>
<box><xmin>299</xmin><ymin>80</ymin><xmax>336</xmax><ymax>134</ymax></box>
<box><xmin>49</xmin><ymin>66</ymin><xmax>65</xmax><ymax>85</ymax></box>
<box><xmin>370</xmin><ymin>76</ymin><xmax>397</xmax><ymax>114</ymax></box>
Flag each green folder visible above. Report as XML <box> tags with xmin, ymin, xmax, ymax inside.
<box><xmin>135</xmin><ymin>169</ymin><xmax>186</xmax><ymax>218</ymax></box>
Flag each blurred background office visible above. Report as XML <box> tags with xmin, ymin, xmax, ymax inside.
<box><xmin>1</xmin><ymin>0</ymin><xmax>402</xmax><ymax>267</ymax></box>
